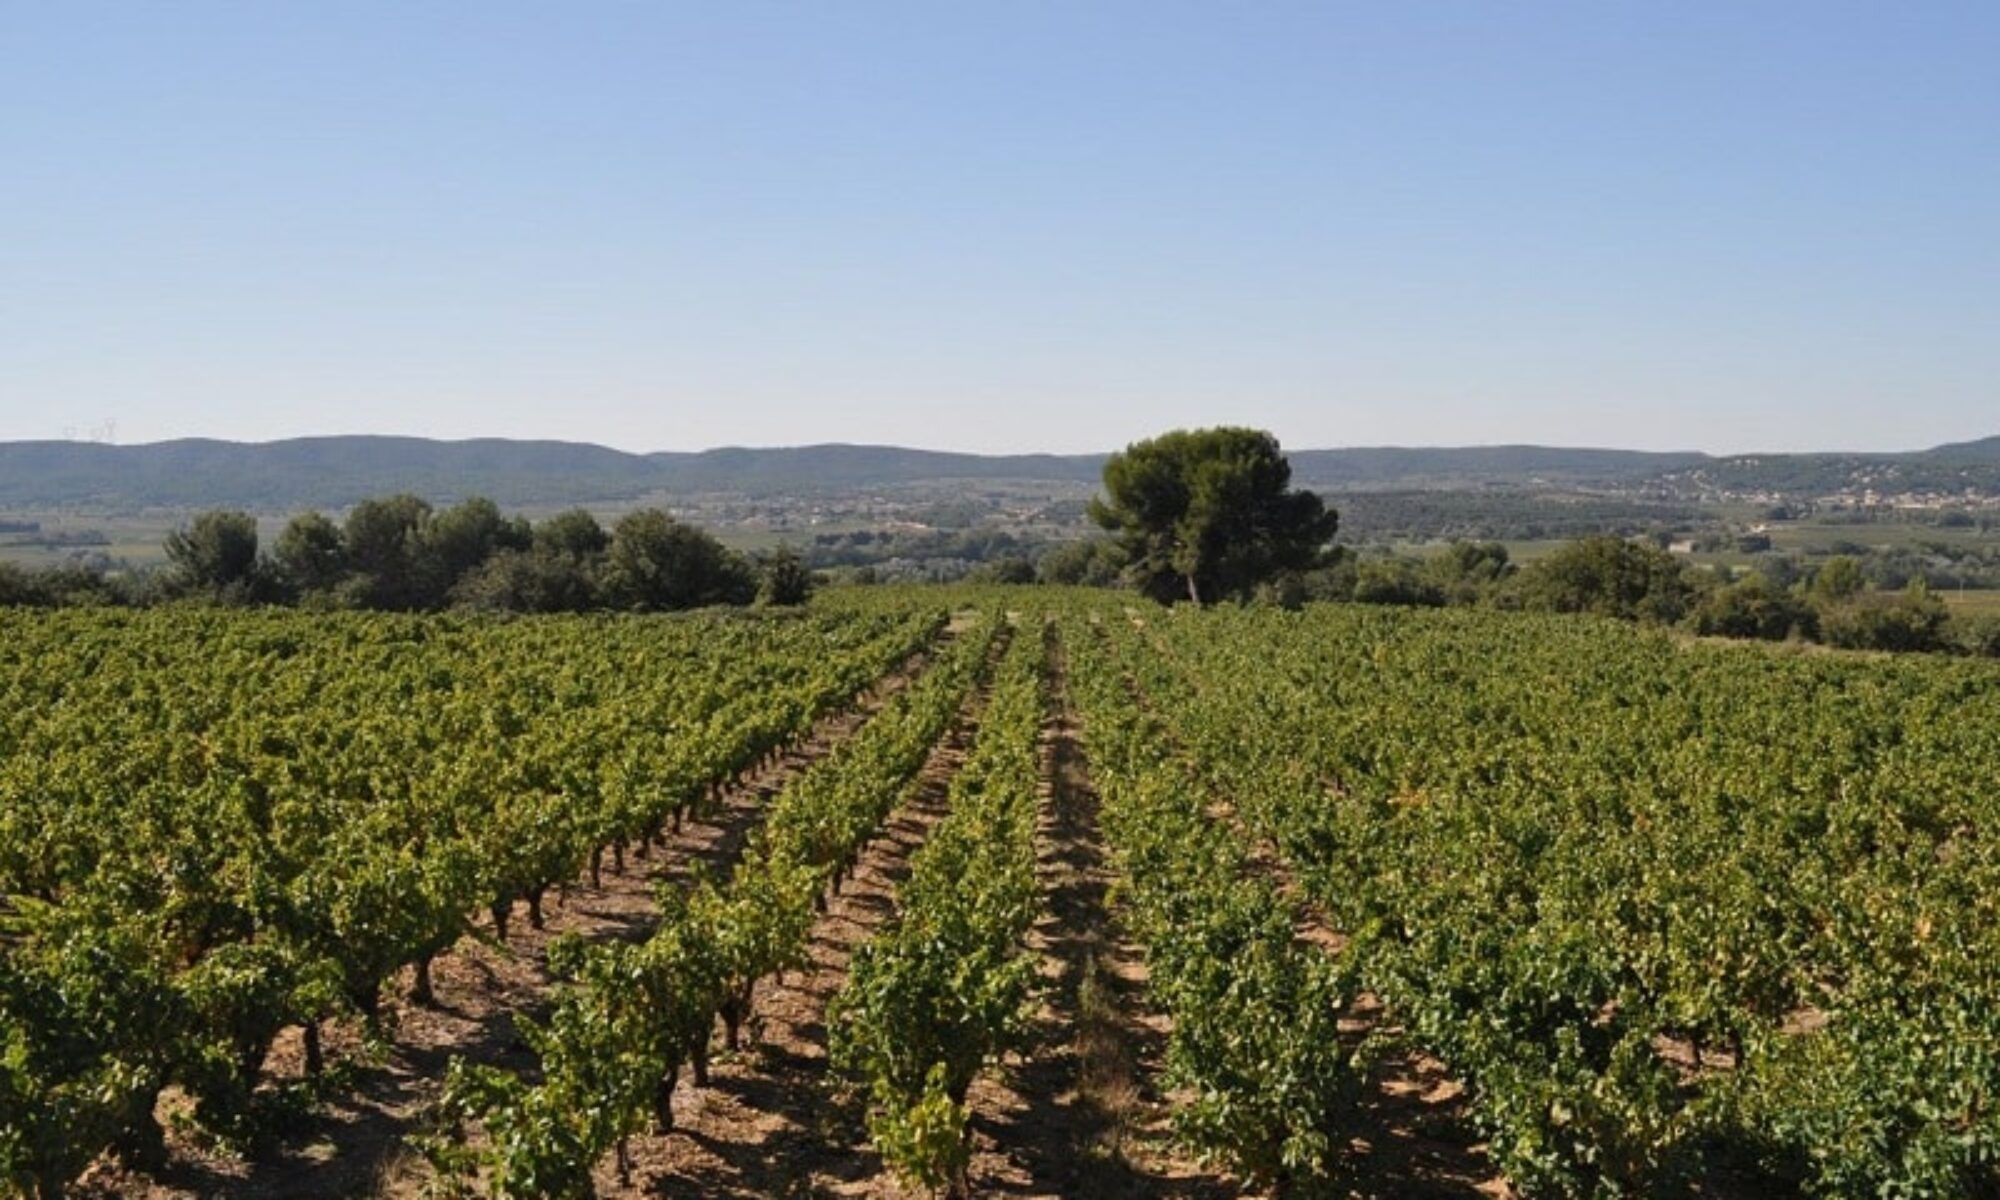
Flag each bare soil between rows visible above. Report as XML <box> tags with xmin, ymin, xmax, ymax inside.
<box><xmin>583</xmin><ymin>628</ymin><xmax>1007</xmax><ymax>1199</ymax></box>
<box><xmin>960</xmin><ymin>638</ymin><xmax>1238</xmax><ymax>1199</ymax></box>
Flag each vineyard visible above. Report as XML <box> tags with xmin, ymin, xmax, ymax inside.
<box><xmin>6</xmin><ymin>589</ymin><xmax>2000</xmax><ymax>1198</ymax></box>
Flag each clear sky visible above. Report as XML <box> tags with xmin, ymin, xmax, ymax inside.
<box><xmin>3</xmin><ymin>2</ymin><xmax>1995</xmax><ymax>455</ymax></box>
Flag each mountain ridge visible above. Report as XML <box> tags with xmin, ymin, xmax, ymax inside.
<box><xmin>1</xmin><ymin>434</ymin><xmax>1995</xmax><ymax>509</ymax></box>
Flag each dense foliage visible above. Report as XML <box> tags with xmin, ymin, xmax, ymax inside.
<box><xmin>1091</xmin><ymin>427</ymin><xmax>1338</xmax><ymax>604</ymax></box>
<box><xmin>1331</xmin><ymin>489</ymin><xmax>1702</xmax><ymax>543</ymax></box>
<box><xmin>10</xmin><ymin>586</ymin><xmax>2000</xmax><ymax>1197</ymax></box>
<box><xmin>1062</xmin><ymin>607</ymin><xmax>1364</xmax><ymax>1189</ymax></box>
<box><xmin>140</xmin><ymin>497</ymin><xmax>808</xmax><ymax>614</ymax></box>
<box><xmin>426</xmin><ymin>605</ymin><xmax>1001</xmax><ymax>1197</ymax></box>
<box><xmin>1123</xmin><ymin>599</ymin><xmax>2000</xmax><ymax>1195</ymax></box>
<box><xmin>0</xmin><ymin>603</ymin><xmax>940</xmax><ymax>1197</ymax></box>
<box><xmin>830</xmin><ymin>619</ymin><xmax>1045</xmax><ymax>1195</ymax></box>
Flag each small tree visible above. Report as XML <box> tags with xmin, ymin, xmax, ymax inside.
<box><xmin>0</xmin><ymin>562</ymin><xmax>38</xmax><ymax>607</ymax></box>
<box><xmin>602</xmin><ymin>510</ymin><xmax>755</xmax><ymax>611</ymax></box>
<box><xmin>1689</xmin><ymin>574</ymin><xmax>1818</xmax><ymax>641</ymax></box>
<box><xmin>343</xmin><ymin>494</ymin><xmax>433</xmax><ymax>610</ymax></box>
<box><xmin>1424</xmin><ymin>540</ymin><xmax>1513</xmax><ymax>605</ymax></box>
<box><xmin>1037</xmin><ymin>538</ymin><xmax>1123</xmax><ymax>587</ymax></box>
<box><xmin>424</xmin><ymin>497</ymin><xmax>527</xmax><ymax>599</ymax></box>
<box><xmin>534</xmin><ymin>508</ymin><xmax>610</xmax><ymax>561</ymax></box>
<box><xmin>164</xmin><ymin>510</ymin><xmax>261</xmax><ymax>597</ymax></box>
<box><xmin>1812</xmin><ymin>555</ymin><xmax>1866</xmax><ymax>602</ymax></box>
<box><xmin>451</xmin><ymin>549</ymin><xmax>599</xmax><ymax>613</ymax></box>
<box><xmin>272</xmin><ymin>511</ymin><xmax>347</xmax><ymax>598</ymax></box>
<box><xmin>758</xmin><ymin>547</ymin><xmax>815</xmax><ymax>606</ymax></box>
<box><xmin>1515</xmin><ymin>536</ymin><xmax>1696</xmax><ymax>624</ymax></box>
<box><xmin>1956</xmin><ymin>614</ymin><xmax>2000</xmax><ymax>658</ymax></box>
<box><xmin>1818</xmin><ymin>582</ymin><xmax>1950</xmax><ymax>653</ymax></box>
<box><xmin>1352</xmin><ymin>559</ymin><xmax>1445</xmax><ymax>607</ymax></box>
<box><xmin>1090</xmin><ymin>427</ymin><xmax>1337</xmax><ymax>604</ymax></box>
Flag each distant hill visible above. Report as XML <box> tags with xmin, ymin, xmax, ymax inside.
<box><xmin>0</xmin><ymin>434</ymin><xmax>1995</xmax><ymax>510</ymax></box>
<box><xmin>1926</xmin><ymin>435</ymin><xmax>2000</xmax><ymax>464</ymax></box>
<box><xmin>644</xmin><ymin>445</ymin><xmax>1106</xmax><ymax>493</ymax></box>
<box><xmin>0</xmin><ymin>437</ymin><xmax>1111</xmax><ymax>508</ymax></box>
<box><xmin>1658</xmin><ymin>437</ymin><xmax>2000</xmax><ymax>498</ymax></box>
<box><xmin>1287</xmin><ymin>445</ymin><xmax>1706</xmax><ymax>489</ymax></box>
<box><xmin>0</xmin><ymin>437</ymin><xmax>665</xmax><ymax>509</ymax></box>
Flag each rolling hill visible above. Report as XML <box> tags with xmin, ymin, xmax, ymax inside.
<box><xmin>0</xmin><ymin>435</ymin><xmax>1995</xmax><ymax>510</ymax></box>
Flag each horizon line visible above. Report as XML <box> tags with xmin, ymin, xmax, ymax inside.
<box><xmin>7</xmin><ymin>430</ymin><xmax>1994</xmax><ymax>460</ymax></box>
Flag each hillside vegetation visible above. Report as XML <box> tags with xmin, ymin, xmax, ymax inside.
<box><xmin>8</xmin><ymin>435</ymin><xmax>1999</xmax><ymax>510</ymax></box>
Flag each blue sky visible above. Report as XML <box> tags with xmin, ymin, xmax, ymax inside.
<box><xmin>3</xmin><ymin>2</ymin><xmax>1995</xmax><ymax>454</ymax></box>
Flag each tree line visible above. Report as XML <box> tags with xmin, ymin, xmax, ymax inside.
<box><xmin>1229</xmin><ymin>536</ymin><xmax>1997</xmax><ymax>657</ymax></box>
<box><xmin>1030</xmin><ymin>427</ymin><xmax>1998</xmax><ymax>658</ymax></box>
<box><xmin>4</xmin><ymin>423</ymin><xmax>1995</xmax><ymax>657</ymax></box>
<box><xmin>0</xmin><ymin>497</ymin><xmax>812</xmax><ymax>613</ymax></box>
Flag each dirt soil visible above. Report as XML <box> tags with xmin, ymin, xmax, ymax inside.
<box><xmin>960</xmin><ymin>643</ymin><xmax>1240</xmax><ymax>1199</ymax></box>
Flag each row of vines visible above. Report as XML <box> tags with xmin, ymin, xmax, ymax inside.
<box><xmin>10</xmin><ymin>586</ymin><xmax>2000</xmax><ymax>1198</ymax></box>
<box><xmin>829</xmin><ymin>614</ymin><xmax>1048</xmax><ymax>1195</ymax></box>
<box><xmin>424</xmin><ymin>604</ymin><xmax>1004</xmax><ymax>1196</ymax></box>
<box><xmin>0</xmin><ymin>601</ymin><xmax>942</xmax><ymax>1198</ymax></box>
<box><xmin>1129</xmin><ymin>600</ymin><xmax>2000</xmax><ymax>1196</ymax></box>
<box><xmin>1063</xmin><ymin>607</ymin><xmax>1366</xmax><ymax>1191</ymax></box>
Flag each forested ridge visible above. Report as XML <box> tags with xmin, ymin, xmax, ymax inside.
<box><xmin>7</xmin><ymin>434</ymin><xmax>1999</xmax><ymax>508</ymax></box>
